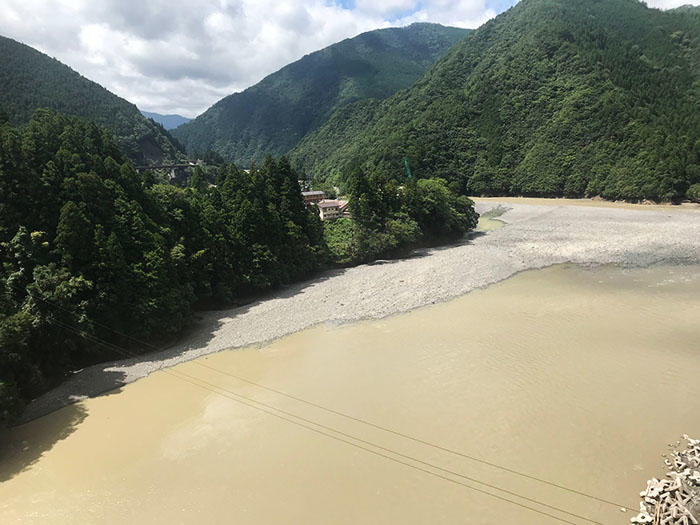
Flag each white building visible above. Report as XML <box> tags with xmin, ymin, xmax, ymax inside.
<box><xmin>317</xmin><ymin>199</ymin><xmax>350</xmax><ymax>221</ymax></box>
<box><xmin>317</xmin><ymin>200</ymin><xmax>341</xmax><ymax>221</ymax></box>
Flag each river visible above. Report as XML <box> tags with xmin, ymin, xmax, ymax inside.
<box><xmin>1</xmin><ymin>263</ymin><xmax>699</xmax><ymax>524</ymax></box>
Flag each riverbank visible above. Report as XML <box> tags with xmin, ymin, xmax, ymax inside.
<box><xmin>4</xmin><ymin>263</ymin><xmax>699</xmax><ymax>524</ymax></box>
<box><xmin>475</xmin><ymin>196</ymin><xmax>700</xmax><ymax>212</ymax></box>
<box><xmin>19</xmin><ymin>198</ymin><xmax>700</xmax><ymax>422</ymax></box>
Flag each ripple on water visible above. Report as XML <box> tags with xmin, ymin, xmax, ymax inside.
<box><xmin>1</xmin><ymin>263</ymin><xmax>699</xmax><ymax>524</ymax></box>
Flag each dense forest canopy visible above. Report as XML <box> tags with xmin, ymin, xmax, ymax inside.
<box><xmin>173</xmin><ymin>23</ymin><xmax>469</xmax><ymax>167</ymax></box>
<box><xmin>290</xmin><ymin>0</ymin><xmax>700</xmax><ymax>202</ymax></box>
<box><xmin>0</xmin><ymin>111</ymin><xmax>477</xmax><ymax>425</ymax></box>
<box><xmin>0</xmin><ymin>35</ymin><xmax>183</xmax><ymax>165</ymax></box>
<box><xmin>325</xmin><ymin>169</ymin><xmax>478</xmax><ymax>264</ymax></box>
<box><xmin>0</xmin><ymin>111</ymin><xmax>326</xmax><ymax>423</ymax></box>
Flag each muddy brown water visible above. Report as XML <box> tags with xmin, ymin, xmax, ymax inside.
<box><xmin>1</xmin><ymin>264</ymin><xmax>699</xmax><ymax>524</ymax></box>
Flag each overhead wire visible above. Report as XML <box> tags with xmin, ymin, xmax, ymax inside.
<box><xmin>15</xmin><ymin>285</ymin><xmax>636</xmax><ymax>511</ymax></box>
<box><xmin>6</xmin><ymin>284</ymin><xmax>627</xmax><ymax>520</ymax></box>
<box><xmin>195</xmin><ymin>359</ymin><xmax>636</xmax><ymax>511</ymax></box>
<box><xmin>39</xmin><ymin>314</ymin><xmax>604</xmax><ymax>525</ymax></box>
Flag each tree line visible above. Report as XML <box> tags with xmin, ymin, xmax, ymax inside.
<box><xmin>291</xmin><ymin>0</ymin><xmax>700</xmax><ymax>203</ymax></box>
<box><xmin>0</xmin><ymin>110</ymin><xmax>477</xmax><ymax>425</ymax></box>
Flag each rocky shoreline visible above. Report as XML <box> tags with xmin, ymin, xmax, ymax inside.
<box><xmin>632</xmin><ymin>436</ymin><xmax>700</xmax><ymax>525</ymax></box>
<box><xmin>18</xmin><ymin>198</ymin><xmax>700</xmax><ymax>423</ymax></box>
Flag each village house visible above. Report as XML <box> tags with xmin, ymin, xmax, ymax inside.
<box><xmin>317</xmin><ymin>199</ymin><xmax>350</xmax><ymax>221</ymax></box>
<box><xmin>302</xmin><ymin>190</ymin><xmax>325</xmax><ymax>205</ymax></box>
<box><xmin>317</xmin><ymin>200</ymin><xmax>340</xmax><ymax>221</ymax></box>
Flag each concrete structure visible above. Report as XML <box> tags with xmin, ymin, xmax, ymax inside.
<box><xmin>135</xmin><ymin>160</ymin><xmax>204</xmax><ymax>181</ymax></box>
<box><xmin>317</xmin><ymin>199</ymin><xmax>341</xmax><ymax>221</ymax></box>
<box><xmin>338</xmin><ymin>200</ymin><xmax>350</xmax><ymax>218</ymax></box>
<box><xmin>316</xmin><ymin>199</ymin><xmax>350</xmax><ymax>221</ymax></box>
<box><xmin>302</xmin><ymin>191</ymin><xmax>325</xmax><ymax>205</ymax></box>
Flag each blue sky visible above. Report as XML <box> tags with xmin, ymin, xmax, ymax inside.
<box><xmin>0</xmin><ymin>0</ymin><xmax>694</xmax><ymax>116</ymax></box>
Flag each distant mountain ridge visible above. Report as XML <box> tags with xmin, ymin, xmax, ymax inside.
<box><xmin>0</xmin><ymin>35</ymin><xmax>182</xmax><ymax>164</ymax></box>
<box><xmin>173</xmin><ymin>23</ymin><xmax>470</xmax><ymax>167</ymax></box>
<box><xmin>141</xmin><ymin>111</ymin><xmax>191</xmax><ymax>130</ymax></box>
<box><xmin>291</xmin><ymin>0</ymin><xmax>700</xmax><ymax>202</ymax></box>
<box><xmin>670</xmin><ymin>4</ymin><xmax>700</xmax><ymax>11</ymax></box>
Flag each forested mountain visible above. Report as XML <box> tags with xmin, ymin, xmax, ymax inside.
<box><xmin>141</xmin><ymin>111</ymin><xmax>191</xmax><ymax>130</ymax></box>
<box><xmin>173</xmin><ymin>23</ymin><xmax>469</xmax><ymax>167</ymax></box>
<box><xmin>0</xmin><ymin>111</ymin><xmax>327</xmax><ymax>422</ymax></box>
<box><xmin>291</xmin><ymin>0</ymin><xmax>700</xmax><ymax>202</ymax></box>
<box><xmin>0</xmin><ymin>110</ymin><xmax>476</xmax><ymax>425</ymax></box>
<box><xmin>671</xmin><ymin>5</ymin><xmax>700</xmax><ymax>13</ymax></box>
<box><xmin>0</xmin><ymin>35</ymin><xmax>183</xmax><ymax>164</ymax></box>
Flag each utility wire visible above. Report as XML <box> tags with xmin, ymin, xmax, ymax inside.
<box><xmin>195</xmin><ymin>360</ymin><xmax>637</xmax><ymax>512</ymax></box>
<box><xmin>41</xmin><ymin>315</ymin><xmax>603</xmax><ymax>525</ymax></box>
<box><xmin>8</xmin><ymin>284</ymin><xmax>625</xmax><ymax>518</ymax></box>
<box><xmin>14</xmin><ymin>284</ymin><xmax>636</xmax><ymax>511</ymax></box>
<box><xmin>164</xmin><ymin>369</ymin><xmax>590</xmax><ymax>525</ymax></box>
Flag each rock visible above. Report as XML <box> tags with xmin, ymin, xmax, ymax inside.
<box><xmin>635</xmin><ymin>436</ymin><xmax>700</xmax><ymax>525</ymax></box>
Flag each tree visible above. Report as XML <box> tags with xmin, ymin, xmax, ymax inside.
<box><xmin>55</xmin><ymin>201</ymin><xmax>93</xmax><ymax>271</ymax></box>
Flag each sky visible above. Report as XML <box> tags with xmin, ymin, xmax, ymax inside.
<box><xmin>0</xmin><ymin>0</ymin><xmax>697</xmax><ymax>118</ymax></box>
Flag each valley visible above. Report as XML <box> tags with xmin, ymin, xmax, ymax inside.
<box><xmin>16</xmin><ymin>198</ymin><xmax>700</xmax><ymax>422</ymax></box>
<box><xmin>1</xmin><ymin>1</ymin><xmax>700</xmax><ymax>523</ymax></box>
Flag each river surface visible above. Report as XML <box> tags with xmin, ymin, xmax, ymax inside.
<box><xmin>1</xmin><ymin>264</ymin><xmax>699</xmax><ymax>524</ymax></box>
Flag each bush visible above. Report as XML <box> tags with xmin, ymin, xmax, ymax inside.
<box><xmin>323</xmin><ymin>218</ymin><xmax>358</xmax><ymax>264</ymax></box>
<box><xmin>687</xmin><ymin>184</ymin><xmax>700</xmax><ymax>203</ymax></box>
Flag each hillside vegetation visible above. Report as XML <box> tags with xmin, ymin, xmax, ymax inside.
<box><xmin>173</xmin><ymin>23</ymin><xmax>469</xmax><ymax>167</ymax></box>
<box><xmin>0</xmin><ymin>111</ymin><xmax>476</xmax><ymax>425</ymax></box>
<box><xmin>0</xmin><ymin>35</ymin><xmax>182</xmax><ymax>164</ymax></box>
<box><xmin>291</xmin><ymin>0</ymin><xmax>700</xmax><ymax>202</ymax></box>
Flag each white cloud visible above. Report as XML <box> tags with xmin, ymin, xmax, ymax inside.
<box><xmin>354</xmin><ymin>0</ymin><xmax>418</xmax><ymax>16</ymax></box>
<box><xmin>646</xmin><ymin>0</ymin><xmax>700</xmax><ymax>8</ymax></box>
<box><xmin>0</xmin><ymin>0</ymin><xmax>500</xmax><ymax>117</ymax></box>
<box><xmin>14</xmin><ymin>0</ymin><xmax>698</xmax><ymax>117</ymax></box>
<box><xmin>399</xmin><ymin>0</ymin><xmax>497</xmax><ymax>27</ymax></box>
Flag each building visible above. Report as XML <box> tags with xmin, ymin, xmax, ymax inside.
<box><xmin>338</xmin><ymin>200</ymin><xmax>350</xmax><ymax>218</ymax></box>
<box><xmin>316</xmin><ymin>199</ymin><xmax>350</xmax><ymax>221</ymax></box>
<box><xmin>317</xmin><ymin>199</ymin><xmax>342</xmax><ymax>221</ymax></box>
<box><xmin>302</xmin><ymin>191</ymin><xmax>325</xmax><ymax>205</ymax></box>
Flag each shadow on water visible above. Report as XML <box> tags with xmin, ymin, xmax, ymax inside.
<box><xmin>0</xmin><ymin>403</ymin><xmax>89</xmax><ymax>483</ymax></box>
<box><xmin>0</xmin><ymin>371</ymin><xmax>129</xmax><ymax>482</ymax></box>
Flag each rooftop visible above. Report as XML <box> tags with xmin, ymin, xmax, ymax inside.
<box><xmin>318</xmin><ymin>200</ymin><xmax>340</xmax><ymax>209</ymax></box>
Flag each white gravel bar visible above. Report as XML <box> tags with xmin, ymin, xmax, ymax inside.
<box><xmin>20</xmin><ymin>198</ymin><xmax>700</xmax><ymax>422</ymax></box>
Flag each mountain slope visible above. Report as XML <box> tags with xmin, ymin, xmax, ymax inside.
<box><xmin>0</xmin><ymin>35</ymin><xmax>182</xmax><ymax>164</ymax></box>
<box><xmin>173</xmin><ymin>23</ymin><xmax>469</xmax><ymax>167</ymax></box>
<box><xmin>141</xmin><ymin>111</ymin><xmax>191</xmax><ymax>130</ymax></box>
<box><xmin>292</xmin><ymin>0</ymin><xmax>700</xmax><ymax>202</ymax></box>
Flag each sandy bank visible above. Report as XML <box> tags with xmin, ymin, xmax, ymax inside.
<box><xmin>475</xmin><ymin>196</ymin><xmax>700</xmax><ymax>212</ymax></box>
<box><xmin>19</xmin><ymin>198</ymin><xmax>700</xmax><ymax>422</ymax></box>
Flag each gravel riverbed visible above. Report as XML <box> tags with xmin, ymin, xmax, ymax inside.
<box><xmin>20</xmin><ymin>198</ymin><xmax>700</xmax><ymax>422</ymax></box>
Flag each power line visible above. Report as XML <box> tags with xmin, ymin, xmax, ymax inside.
<box><xmin>12</xmin><ymin>284</ymin><xmax>635</xmax><ymax>511</ymax></box>
<box><xmin>170</xmin><ymin>367</ymin><xmax>604</xmax><ymax>524</ymax></box>
<box><xmin>8</xmin><ymin>284</ymin><xmax>625</xmax><ymax>520</ymax></box>
<box><xmin>195</xmin><ymin>360</ymin><xmax>637</xmax><ymax>512</ymax></box>
<box><xmin>40</xmin><ymin>316</ymin><xmax>602</xmax><ymax>525</ymax></box>
<box><xmin>165</xmin><ymin>371</ymin><xmax>590</xmax><ymax>525</ymax></box>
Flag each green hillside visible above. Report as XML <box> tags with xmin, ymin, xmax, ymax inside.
<box><xmin>292</xmin><ymin>0</ymin><xmax>700</xmax><ymax>202</ymax></box>
<box><xmin>173</xmin><ymin>23</ymin><xmax>469</xmax><ymax>167</ymax></box>
<box><xmin>0</xmin><ymin>35</ymin><xmax>182</xmax><ymax>164</ymax></box>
